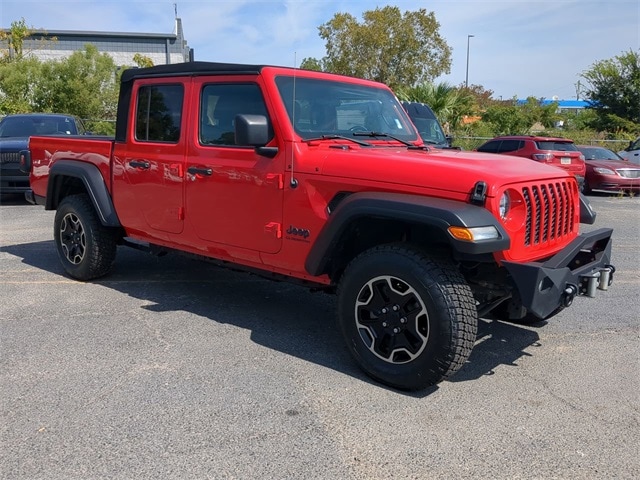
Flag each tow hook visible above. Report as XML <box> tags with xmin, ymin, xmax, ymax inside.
<box><xmin>579</xmin><ymin>265</ymin><xmax>616</xmax><ymax>297</ymax></box>
<box><xmin>562</xmin><ymin>284</ymin><xmax>578</xmax><ymax>307</ymax></box>
<box><xmin>598</xmin><ymin>265</ymin><xmax>615</xmax><ymax>291</ymax></box>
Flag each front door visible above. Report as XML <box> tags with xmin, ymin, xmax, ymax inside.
<box><xmin>185</xmin><ymin>79</ymin><xmax>284</xmax><ymax>253</ymax></box>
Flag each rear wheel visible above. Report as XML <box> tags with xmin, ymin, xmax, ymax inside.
<box><xmin>54</xmin><ymin>194</ymin><xmax>118</xmax><ymax>280</ymax></box>
<box><xmin>337</xmin><ymin>245</ymin><xmax>478</xmax><ymax>390</ymax></box>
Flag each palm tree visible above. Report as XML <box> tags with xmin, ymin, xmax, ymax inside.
<box><xmin>397</xmin><ymin>82</ymin><xmax>474</xmax><ymax>130</ymax></box>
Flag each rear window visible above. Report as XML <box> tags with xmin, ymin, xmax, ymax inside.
<box><xmin>135</xmin><ymin>84</ymin><xmax>184</xmax><ymax>143</ymax></box>
<box><xmin>535</xmin><ymin>141</ymin><xmax>578</xmax><ymax>151</ymax></box>
<box><xmin>477</xmin><ymin>140</ymin><xmax>500</xmax><ymax>153</ymax></box>
<box><xmin>498</xmin><ymin>140</ymin><xmax>523</xmax><ymax>153</ymax></box>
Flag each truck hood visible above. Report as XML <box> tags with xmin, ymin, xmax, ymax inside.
<box><xmin>317</xmin><ymin>145</ymin><xmax>569</xmax><ymax>197</ymax></box>
<box><xmin>0</xmin><ymin>137</ymin><xmax>29</xmax><ymax>152</ymax></box>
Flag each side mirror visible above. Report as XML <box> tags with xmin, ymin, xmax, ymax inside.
<box><xmin>235</xmin><ymin>114</ymin><xmax>270</xmax><ymax>147</ymax></box>
<box><xmin>628</xmin><ymin>140</ymin><xmax>633</xmax><ymax>150</ymax></box>
<box><xmin>446</xmin><ymin>135</ymin><xmax>454</xmax><ymax>147</ymax></box>
<box><xmin>235</xmin><ymin>114</ymin><xmax>277</xmax><ymax>158</ymax></box>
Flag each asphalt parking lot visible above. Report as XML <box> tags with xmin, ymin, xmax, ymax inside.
<box><xmin>1</xmin><ymin>192</ymin><xmax>639</xmax><ymax>480</ymax></box>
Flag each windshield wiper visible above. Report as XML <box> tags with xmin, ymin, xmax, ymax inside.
<box><xmin>304</xmin><ymin>135</ymin><xmax>372</xmax><ymax>147</ymax></box>
<box><xmin>352</xmin><ymin>131</ymin><xmax>427</xmax><ymax>150</ymax></box>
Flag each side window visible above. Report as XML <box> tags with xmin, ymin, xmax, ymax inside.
<box><xmin>135</xmin><ymin>84</ymin><xmax>184</xmax><ymax>143</ymax></box>
<box><xmin>498</xmin><ymin>140</ymin><xmax>522</xmax><ymax>153</ymax></box>
<box><xmin>200</xmin><ymin>83</ymin><xmax>271</xmax><ymax>146</ymax></box>
<box><xmin>478</xmin><ymin>140</ymin><xmax>500</xmax><ymax>153</ymax></box>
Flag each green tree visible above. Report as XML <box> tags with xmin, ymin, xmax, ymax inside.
<box><xmin>582</xmin><ymin>49</ymin><xmax>640</xmax><ymax>130</ymax></box>
<box><xmin>32</xmin><ymin>45</ymin><xmax>119</xmax><ymax>133</ymax></box>
<box><xmin>481</xmin><ymin>104</ymin><xmax>530</xmax><ymax>136</ymax></box>
<box><xmin>1</xmin><ymin>18</ymin><xmax>56</xmax><ymax>64</ymax></box>
<box><xmin>396</xmin><ymin>82</ymin><xmax>474</xmax><ymax>130</ymax></box>
<box><xmin>133</xmin><ymin>53</ymin><xmax>154</xmax><ymax>68</ymax></box>
<box><xmin>0</xmin><ymin>18</ymin><xmax>30</xmax><ymax>61</ymax></box>
<box><xmin>300</xmin><ymin>6</ymin><xmax>451</xmax><ymax>89</ymax></box>
<box><xmin>518</xmin><ymin>97</ymin><xmax>559</xmax><ymax>129</ymax></box>
<box><xmin>0</xmin><ymin>56</ymin><xmax>42</xmax><ymax>113</ymax></box>
<box><xmin>463</xmin><ymin>84</ymin><xmax>496</xmax><ymax>110</ymax></box>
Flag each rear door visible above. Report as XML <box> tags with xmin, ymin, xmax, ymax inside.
<box><xmin>112</xmin><ymin>79</ymin><xmax>188</xmax><ymax>235</ymax></box>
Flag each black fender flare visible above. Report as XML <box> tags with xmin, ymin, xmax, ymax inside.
<box><xmin>47</xmin><ymin>160</ymin><xmax>121</xmax><ymax>227</ymax></box>
<box><xmin>305</xmin><ymin>192</ymin><xmax>510</xmax><ymax>276</ymax></box>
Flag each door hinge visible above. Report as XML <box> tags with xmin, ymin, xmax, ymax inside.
<box><xmin>264</xmin><ymin>222</ymin><xmax>282</xmax><ymax>238</ymax></box>
<box><xmin>265</xmin><ymin>173</ymin><xmax>284</xmax><ymax>190</ymax></box>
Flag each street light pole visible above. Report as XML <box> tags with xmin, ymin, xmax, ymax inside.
<box><xmin>465</xmin><ymin>34</ymin><xmax>474</xmax><ymax>88</ymax></box>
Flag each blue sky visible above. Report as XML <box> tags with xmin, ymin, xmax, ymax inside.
<box><xmin>1</xmin><ymin>0</ymin><xmax>638</xmax><ymax>100</ymax></box>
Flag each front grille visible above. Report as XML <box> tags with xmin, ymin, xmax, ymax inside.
<box><xmin>522</xmin><ymin>181</ymin><xmax>575</xmax><ymax>246</ymax></box>
<box><xmin>0</xmin><ymin>152</ymin><xmax>21</xmax><ymax>165</ymax></box>
<box><xmin>617</xmin><ymin>168</ymin><xmax>640</xmax><ymax>179</ymax></box>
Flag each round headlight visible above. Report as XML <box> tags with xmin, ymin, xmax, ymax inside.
<box><xmin>499</xmin><ymin>192</ymin><xmax>511</xmax><ymax>220</ymax></box>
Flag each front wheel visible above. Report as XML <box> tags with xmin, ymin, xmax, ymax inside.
<box><xmin>54</xmin><ymin>194</ymin><xmax>118</xmax><ymax>280</ymax></box>
<box><xmin>337</xmin><ymin>245</ymin><xmax>478</xmax><ymax>390</ymax></box>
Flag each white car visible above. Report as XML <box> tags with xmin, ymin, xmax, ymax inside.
<box><xmin>618</xmin><ymin>136</ymin><xmax>640</xmax><ymax>164</ymax></box>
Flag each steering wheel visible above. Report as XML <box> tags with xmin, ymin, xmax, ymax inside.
<box><xmin>349</xmin><ymin>125</ymin><xmax>368</xmax><ymax>132</ymax></box>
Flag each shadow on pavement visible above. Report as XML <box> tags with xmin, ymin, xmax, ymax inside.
<box><xmin>2</xmin><ymin>240</ymin><xmax>542</xmax><ymax>396</ymax></box>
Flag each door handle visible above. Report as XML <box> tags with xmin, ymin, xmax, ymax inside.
<box><xmin>187</xmin><ymin>166</ymin><xmax>213</xmax><ymax>176</ymax></box>
<box><xmin>129</xmin><ymin>160</ymin><xmax>150</xmax><ymax>169</ymax></box>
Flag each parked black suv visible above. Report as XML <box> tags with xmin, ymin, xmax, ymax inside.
<box><xmin>402</xmin><ymin>101</ymin><xmax>454</xmax><ymax>148</ymax></box>
<box><xmin>0</xmin><ymin>113</ymin><xmax>88</xmax><ymax>194</ymax></box>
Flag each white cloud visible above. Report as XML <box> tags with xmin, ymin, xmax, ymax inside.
<box><xmin>1</xmin><ymin>0</ymin><xmax>638</xmax><ymax>99</ymax></box>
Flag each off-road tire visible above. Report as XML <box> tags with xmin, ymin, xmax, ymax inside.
<box><xmin>337</xmin><ymin>244</ymin><xmax>478</xmax><ymax>390</ymax></box>
<box><xmin>54</xmin><ymin>194</ymin><xmax>118</xmax><ymax>280</ymax></box>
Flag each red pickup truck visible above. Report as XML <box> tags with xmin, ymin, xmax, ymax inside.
<box><xmin>21</xmin><ymin>62</ymin><xmax>615</xmax><ymax>390</ymax></box>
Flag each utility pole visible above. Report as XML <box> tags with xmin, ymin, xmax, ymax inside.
<box><xmin>465</xmin><ymin>35</ymin><xmax>474</xmax><ymax>88</ymax></box>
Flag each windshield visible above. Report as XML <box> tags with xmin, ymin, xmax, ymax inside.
<box><xmin>275</xmin><ymin>76</ymin><xmax>418</xmax><ymax>142</ymax></box>
<box><xmin>578</xmin><ymin>147</ymin><xmax>622</xmax><ymax>161</ymax></box>
<box><xmin>411</xmin><ymin>117</ymin><xmax>447</xmax><ymax>145</ymax></box>
<box><xmin>0</xmin><ymin>115</ymin><xmax>79</xmax><ymax>137</ymax></box>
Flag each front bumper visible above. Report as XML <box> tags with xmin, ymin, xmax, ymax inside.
<box><xmin>502</xmin><ymin>227</ymin><xmax>614</xmax><ymax>319</ymax></box>
<box><xmin>0</xmin><ymin>171</ymin><xmax>30</xmax><ymax>193</ymax></box>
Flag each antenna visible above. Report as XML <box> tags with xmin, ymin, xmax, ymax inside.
<box><xmin>290</xmin><ymin>52</ymin><xmax>299</xmax><ymax>188</ymax></box>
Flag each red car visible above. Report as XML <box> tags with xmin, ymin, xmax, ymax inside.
<box><xmin>577</xmin><ymin>145</ymin><xmax>640</xmax><ymax>194</ymax></box>
<box><xmin>477</xmin><ymin>135</ymin><xmax>586</xmax><ymax>187</ymax></box>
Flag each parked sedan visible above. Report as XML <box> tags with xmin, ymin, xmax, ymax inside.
<box><xmin>576</xmin><ymin>145</ymin><xmax>640</xmax><ymax>194</ymax></box>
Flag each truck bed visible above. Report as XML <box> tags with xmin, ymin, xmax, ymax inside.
<box><xmin>28</xmin><ymin>135</ymin><xmax>115</xmax><ymax>201</ymax></box>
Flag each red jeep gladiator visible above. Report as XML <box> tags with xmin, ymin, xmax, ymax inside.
<box><xmin>21</xmin><ymin>62</ymin><xmax>615</xmax><ymax>390</ymax></box>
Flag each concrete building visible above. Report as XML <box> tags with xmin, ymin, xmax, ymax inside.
<box><xmin>1</xmin><ymin>17</ymin><xmax>192</xmax><ymax>66</ymax></box>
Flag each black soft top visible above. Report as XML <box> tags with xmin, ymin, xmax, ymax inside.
<box><xmin>120</xmin><ymin>61</ymin><xmax>269</xmax><ymax>84</ymax></box>
<box><xmin>116</xmin><ymin>62</ymin><xmax>275</xmax><ymax>141</ymax></box>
